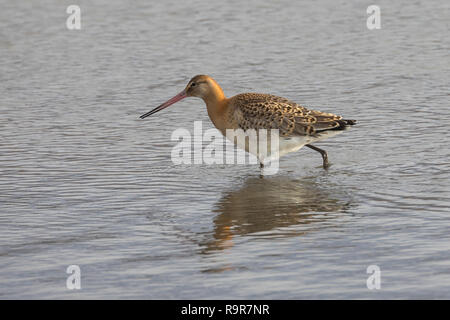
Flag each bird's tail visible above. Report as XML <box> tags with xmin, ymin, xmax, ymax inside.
<box><xmin>324</xmin><ymin>119</ymin><xmax>356</xmax><ymax>132</ymax></box>
<box><xmin>335</xmin><ymin>119</ymin><xmax>356</xmax><ymax>130</ymax></box>
<box><xmin>343</xmin><ymin>119</ymin><xmax>357</xmax><ymax>125</ymax></box>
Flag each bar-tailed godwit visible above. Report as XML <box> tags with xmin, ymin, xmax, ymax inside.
<box><xmin>140</xmin><ymin>75</ymin><xmax>356</xmax><ymax>169</ymax></box>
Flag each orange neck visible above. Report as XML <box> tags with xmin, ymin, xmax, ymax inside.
<box><xmin>202</xmin><ymin>80</ymin><xmax>228</xmax><ymax>133</ymax></box>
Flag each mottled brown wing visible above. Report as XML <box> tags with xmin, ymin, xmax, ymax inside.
<box><xmin>231</xmin><ymin>93</ymin><xmax>345</xmax><ymax>137</ymax></box>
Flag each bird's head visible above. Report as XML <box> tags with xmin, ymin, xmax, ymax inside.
<box><xmin>184</xmin><ymin>74</ymin><xmax>215</xmax><ymax>98</ymax></box>
<box><xmin>139</xmin><ymin>75</ymin><xmax>224</xmax><ymax>119</ymax></box>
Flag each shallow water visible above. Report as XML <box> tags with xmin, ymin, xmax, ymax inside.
<box><xmin>1</xmin><ymin>0</ymin><xmax>449</xmax><ymax>299</ymax></box>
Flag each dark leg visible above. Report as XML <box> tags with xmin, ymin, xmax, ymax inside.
<box><xmin>306</xmin><ymin>144</ymin><xmax>330</xmax><ymax>169</ymax></box>
<box><xmin>259</xmin><ymin>162</ymin><xmax>265</xmax><ymax>178</ymax></box>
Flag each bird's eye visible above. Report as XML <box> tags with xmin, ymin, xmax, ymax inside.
<box><xmin>191</xmin><ymin>83</ymin><xmax>196</xmax><ymax>87</ymax></box>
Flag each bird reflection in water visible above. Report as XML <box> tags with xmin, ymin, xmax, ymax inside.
<box><xmin>201</xmin><ymin>175</ymin><xmax>350</xmax><ymax>255</ymax></box>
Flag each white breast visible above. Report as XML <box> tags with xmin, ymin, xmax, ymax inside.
<box><xmin>225</xmin><ymin>129</ymin><xmax>345</xmax><ymax>165</ymax></box>
<box><xmin>278</xmin><ymin>136</ymin><xmax>314</xmax><ymax>157</ymax></box>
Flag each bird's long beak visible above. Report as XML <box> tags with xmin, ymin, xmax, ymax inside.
<box><xmin>139</xmin><ymin>90</ymin><xmax>187</xmax><ymax>119</ymax></box>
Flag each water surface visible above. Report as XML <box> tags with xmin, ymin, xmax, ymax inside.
<box><xmin>1</xmin><ymin>0</ymin><xmax>449</xmax><ymax>299</ymax></box>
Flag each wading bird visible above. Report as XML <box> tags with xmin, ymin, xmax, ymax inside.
<box><xmin>140</xmin><ymin>75</ymin><xmax>356</xmax><ymax>170</ymax></box>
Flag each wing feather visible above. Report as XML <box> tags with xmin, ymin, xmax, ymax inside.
<box><xmin>230</xmin><ymin>93</ymin><xmax>354</xmax><ymax>137</ymax></box>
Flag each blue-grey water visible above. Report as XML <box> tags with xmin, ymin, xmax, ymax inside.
<box><xmin>1</xmin><ymin>0</ymin><xmax>449</xmax><ymax>299</ymax></box>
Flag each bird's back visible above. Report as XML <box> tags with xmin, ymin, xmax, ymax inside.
<box><xmin>226</xmin><ymin>93</ymin><xmax>356</xmax><ymax>138</ymax></box>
